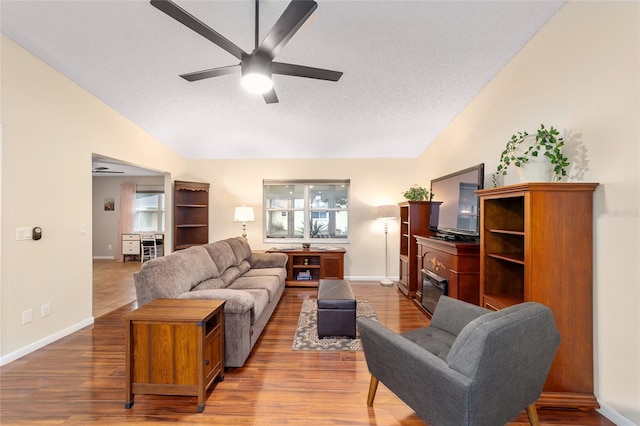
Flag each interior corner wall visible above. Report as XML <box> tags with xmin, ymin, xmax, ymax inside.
<box><xmin>0</xmin><ymin>35</ymin><xmax>189</xmax><ymax>364</ymax></box>
<box><xmin>416</xmin><ymin>1</ymin><xmax>639</xmax><ymax>423</ymax></box>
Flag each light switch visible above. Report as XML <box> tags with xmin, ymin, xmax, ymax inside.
<box><xmin>79</xmin><ymin>225</ymin><xmax>86</xmax><ymax>235</ymax></box>
<box><xmin>16</xmin><ymin>227</ymin><xmax>32</xmax><ymax>240</ymax></box>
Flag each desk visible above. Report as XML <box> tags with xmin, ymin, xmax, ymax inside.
<box><xmin>122</xmin><ymin>234</ymin><xmax>140</xmax><ymax>262</ymax></box>
<box><xmin>122</xmin><ymin>233</ymin><xmax>164</xmax><ymax>262</ymax></box>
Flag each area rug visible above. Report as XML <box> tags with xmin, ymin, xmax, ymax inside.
<box><xmin>292</xmin><ymin>299</ymin><xmax>378</xmax><ymax>351</ymax></box>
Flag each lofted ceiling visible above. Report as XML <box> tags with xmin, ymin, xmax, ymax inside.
<box><xmin>1</xmin><ymin>0</ymin><xmax>565</xmax><ymax>160</ymax></box>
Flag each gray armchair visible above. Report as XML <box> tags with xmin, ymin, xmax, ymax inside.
<box><xmin>358</xmin><ymin>296</ymin><xmax>560</xmax><ymax>426</ymax></box>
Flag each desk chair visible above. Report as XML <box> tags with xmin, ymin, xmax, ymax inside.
<box><xmin>140</xmin><ymin>233</ymin><xmax>157</xmax><ymax>262</ymax></box>
<box><xmin>154</xmin><ymin>233</ymin><xmax>164</xmax><ymax>257</ymax></box>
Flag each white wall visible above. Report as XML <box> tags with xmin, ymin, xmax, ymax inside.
<box><xmin>0</xmin><ymin>35</ymin><xmax>190</xmax><ymax>363</ymax></box>
<box><xmin>417</xmin><ymin>2</ymin><xmax>639</xmax><ymax>423</ymax></box>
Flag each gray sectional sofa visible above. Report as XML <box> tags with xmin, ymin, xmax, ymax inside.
<box><xmin>133</xmin><ymin>236</ymin><xmax>288</xmax><ymax>367</ymax></box>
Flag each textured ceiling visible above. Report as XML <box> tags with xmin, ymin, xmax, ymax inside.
<box><xmin>1</xmin><ymin>0</ymin><xmax>565</xmax><ymax>160</ymax></box>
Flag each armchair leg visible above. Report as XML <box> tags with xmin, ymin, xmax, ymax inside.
<box><xmin>526</xmin><ymin>403</ymin><xmax>540</xmax><ymax>426</ymax></box>
<box><xmin>367</xmin><ymin>375</ymin><xmax>379</xmax><ymax>406</ymax></box>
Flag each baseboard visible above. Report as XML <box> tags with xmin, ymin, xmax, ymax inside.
<box><xmin>93</xmin><ymin>256</ymin><xmax>116</xmax><ymax>260</ymax></box>
<box><xmin>346</xmin><ymin>276</ymin><xmax>399</xmax><ymax>282</ymax></box>
<box><xmin>597</xmin><ymin>401</ymin><xmax>636</xmax><ymax>426</ymax></box>
<box><xmin>0</xmin><ymin>316</ymin><xmax>95</xmax><ymax>366</ymax></box>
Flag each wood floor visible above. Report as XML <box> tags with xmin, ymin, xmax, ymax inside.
<box><xmin>0</xmin><ymin>260</ymin><xmax>614</xmax><ymax>425</ymax></box>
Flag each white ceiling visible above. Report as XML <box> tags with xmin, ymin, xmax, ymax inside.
<box><xmin>1</xmin><ymin>0</ymin><xmax>565</xmax><ymax>160</ymax></box>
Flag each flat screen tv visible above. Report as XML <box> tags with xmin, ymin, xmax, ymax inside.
<box><xmin>429</xmin><ymin>164</ymin><xmax>484</xmax><ymax>241</ymax></box>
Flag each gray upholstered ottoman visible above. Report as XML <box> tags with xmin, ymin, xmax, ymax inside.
<box><xmin>317</xmin><ymin>279</ymin><xmax>356</xmax><ymax>338</ymax></box>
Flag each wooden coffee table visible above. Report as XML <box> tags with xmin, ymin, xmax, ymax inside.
<box><xmin>124</xmin><ymin>298</ymin><xmax>225</xmax><ymax>412</ymax></box>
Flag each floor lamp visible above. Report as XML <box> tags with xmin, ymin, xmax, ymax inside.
<box><xmin>234</xmin><ymin>206</ymin><xmax>255</xmax><ymax>239</ymax></box>
<box><xmin>377</xmin><ymin>205</ymin><xmax>398</xmax><ymax>286</ymax></box>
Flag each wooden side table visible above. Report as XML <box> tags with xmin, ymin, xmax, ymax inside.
<box><xmin>124</xmin><ymin>299</ymin><xmax>225</xmax><ymax>412</ymax></box>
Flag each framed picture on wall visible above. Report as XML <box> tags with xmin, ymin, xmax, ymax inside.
<box><xmin>104</xmin><ymin>197</ymin><xmax>115</xmax><ymax>211</ymax></box>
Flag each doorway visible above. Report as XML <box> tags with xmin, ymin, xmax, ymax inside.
<box><xmin>91</xmin><ymin>154</ymin><xmax>170</xmax><ymax>317</ymax></box>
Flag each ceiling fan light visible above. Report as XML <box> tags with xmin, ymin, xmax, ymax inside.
<box><xmin>241</xmin><ymin>73</ymin><xmax>273</xmax><ymax>95</ymax></box>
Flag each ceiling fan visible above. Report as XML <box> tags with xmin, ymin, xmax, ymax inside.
<box><xmin>92</xmin><ymin>167</ymin><xmax>124</xmax><ymax>174</ymax></box>
<box><xmin>150</xmin><ymin>0</ymin><xmax>343</xmax><ymax>104</ymax></box>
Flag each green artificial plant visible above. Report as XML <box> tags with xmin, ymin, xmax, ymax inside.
<box><xmin>402</xmin><ymin>185</ymin><xmax>431</xmax><ymax>201</ymax></box>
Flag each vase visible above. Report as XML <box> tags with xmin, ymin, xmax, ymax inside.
<box><xmin>515</xmin><ymin>135</ymin><xmax>554</xmax><ymax>182</ymax></box>
<box><xmin>516</xmin><ymin>155</ymin><xmax>554</xmax><ymax>182</ymax></box>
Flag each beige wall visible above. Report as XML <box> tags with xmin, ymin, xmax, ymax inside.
<box><xmin>0</xmin><ymin>35</ymin><xmax>190</xmax><ymax>362</ymax></box>
<box><xmin>188</xmin><ymin>158</ymin><xmax>415</xmax><ymax>278</ymax></box>
<box><xmin>417</xmin><ymin>2</ymin><xmax>639</xmax><ymax>423</ymax></box>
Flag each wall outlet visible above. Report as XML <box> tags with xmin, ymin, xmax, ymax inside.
<box><xmin>41</xmin><ymin>303</ymin><xmax>51</xmax><ymax>318</ymax></box>
<box><xmin>108</xmin><ymin>244</ymin><xmax>112</xmax><ymax>250</ymax></box>
<box><xmin>22</xmin><ymin>309</ymin><xmax>33</xmax><ymax>324</ymax></box>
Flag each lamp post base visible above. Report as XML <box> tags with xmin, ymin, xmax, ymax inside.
<box><xmin>379</xmin><ymin>278</ymin><xmax>394</xmax><ymax>287</ymax></box>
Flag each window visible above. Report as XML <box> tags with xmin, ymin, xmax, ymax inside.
<box><xmin>134</xmin><ymin>192</ymin><xmax>165</xmax><ymax>232</ymax></box>
<box><xmin>264</xmin><ymin>179</ymin><xmax>349</xmax><ymax>243</ymax></box>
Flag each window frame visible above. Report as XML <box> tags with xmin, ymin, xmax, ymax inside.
<box><xmin>134</xmin><ymin>191</ymin><xmax>165</xmax><ymax>233</ymax></box>
<box><xmin>263</xmin><ymin>179</ymin><xmax>350</xmax><ymax>244</ymax></box>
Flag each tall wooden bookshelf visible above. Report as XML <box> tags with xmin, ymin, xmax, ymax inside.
<box><xmin>477</xmin><ymin>182</ymin><xmax>599</xmax><ymax>410</ymax></box>
<box><xmin>174</xmin><ymin>180</ymin><xmax>210</xmax><ymax>251</ymax></box>
<box><xmin>398</xmin><ymin>201</ymin><xmax>437</xmax><ymax>298</ymax></box>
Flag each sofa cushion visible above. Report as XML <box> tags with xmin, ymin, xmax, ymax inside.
<box><xmin>177</xmin><ymin>289</ymin><xmax>255</xmax><ymax>314</ymax></box>
<box><xmin>220</xmin><ymin>266</ymin><xmax>242</xmax><ymax>286</ymax></box>
<box><xmin>229</xmin><ymin>275</ymin><xmax>282</xmax><ymax>302</ymax></box>
<box><xmin>192</xmin><ymin>277</ymin><xmax>226</xmax><ymax>291</ymax></box>
<box><xmin>237</xmin><ymin>259</ymin><xmax>251</xmax><ymax>275</ymax></box>
<box><xmin>134</xmin><ymin>246</ymin><xmax>218</xmax><ymax>305</ymax></box>
<box><xmin>243</xmin><ymin>267</ymin><xmax>287</xmax><ymax>283</ymax></box>
<box><xmin>223</xmin><ymin>237</ymin><xmax>252</xmax><ymax>265</ymax></box>
<box><xmin>241</xmin><ymin>289</ymin><xmax>269</xmax><ymax>324</ymax></box>
<box><xmin>204</xmin><ymin>241</ymin><xmax>236</xmax><ymax>274</ymax></box>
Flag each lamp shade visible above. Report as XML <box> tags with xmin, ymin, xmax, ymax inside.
<box><xmin>234</xmin><ymin>206</ymin><xmax>255</xmax><ymax>222</ymax></box>
<box><xmin>377</xmin><ymin>204</ymin><xmax>398</xmax><ymax>220</ymax></box>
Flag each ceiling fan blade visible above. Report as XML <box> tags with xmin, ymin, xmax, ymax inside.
<box><xmin>272</xmin><ymin>62</ymin><xmax>343</xmax><ymax>81</ymax></box>
<box><xmin>257</xmin><ymin>0</ymin><xmax>317</xmax><ymax>59</ymax></box>
<box><xmin>150</xmin><ymin>0</ymin><xmax>247</xmax><ymax>60</ymax></box>
<box><xmin>180</xmin><ymin>64</ymin><xmax>240</xmax><ymax>82</ymax></box>
<box><xmin>263</xmin><ymin>88</ymin><xmax>279</xmax><ymax>104</ymax></box>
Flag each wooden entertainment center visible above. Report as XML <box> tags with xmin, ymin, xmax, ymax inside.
<box><xmin>399</xmin><ymin>182</ymin><xmax>599</xmax><ymax>410</ymax></box>
<box><xmin>266</xmin><ymin>247</ymin><xmax>345</xmax><ymax>287</ymax></box>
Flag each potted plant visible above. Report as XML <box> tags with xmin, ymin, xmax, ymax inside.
<box><xmin>493</xmin><ymin>124</ymin><xmax>570</xmax><ymax>187</ymax></box>
<box><xmin>402</xmin><ymin>185</ymin><xmax>431</xmax><ymax>201</ymax></box>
